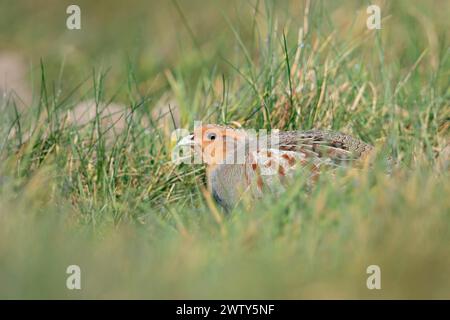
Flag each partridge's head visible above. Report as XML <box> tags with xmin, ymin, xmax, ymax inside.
<box><xmin>177</xmin><ymin>124</ymin><xmax>247</xmax><ymax>166</ymax></box>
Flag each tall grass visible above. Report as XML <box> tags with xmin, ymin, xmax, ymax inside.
<box><xmin>0</xmin><ymin>0</ymin><xmax>449</xmax><ymax>298</ymax></box>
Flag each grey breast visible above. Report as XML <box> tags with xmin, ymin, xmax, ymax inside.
<box><xmin>209</xmin><ymin>163</ymin><xmax>248</xmax><ymax>211</ymax></box>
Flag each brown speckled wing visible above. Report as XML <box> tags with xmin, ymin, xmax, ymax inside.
<box><xmin>244</xmin><ymin>130</ymin><xmax>374</xmax><ymax>194</ymax></box>
<box><xmin>276</xmin><ymin>130</ymin><xmax>373</xmax><ymax>166</ymax></box>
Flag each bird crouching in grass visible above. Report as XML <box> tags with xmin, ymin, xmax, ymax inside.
<box><xmin>176</xmin><ymin>124</ymin><xmax>374</xmax><ymax>211</ymax></box>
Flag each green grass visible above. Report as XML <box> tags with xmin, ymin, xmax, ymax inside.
<box><xmin>0</xmin><ymin>0</ymin><xmax>449</xmax><ymax>299</ymax></box>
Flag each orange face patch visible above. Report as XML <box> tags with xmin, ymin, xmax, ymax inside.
<box><xmin>192</xmin><ymin>125</ymin><xmax>246</xmax><ymax>166</ymax></box>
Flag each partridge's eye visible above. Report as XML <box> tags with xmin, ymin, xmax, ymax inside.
<box><xmin>206</xmin><ymin>132</ymin><xmax>217</xmax><ymax>141</ymax></box>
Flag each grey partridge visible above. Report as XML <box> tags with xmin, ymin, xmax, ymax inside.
<box><xmin>177</xmin><ymin>124</ymin><xmax>373</xmax><ymax>211</ymax></box>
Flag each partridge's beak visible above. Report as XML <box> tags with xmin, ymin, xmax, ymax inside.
<box><xmin>173</xmin><ymin>134</ymin><xmax>197</xmax><ymax>164</ymax></box>
<box><xmin>177</xmin><ymin>134</ymin><xmax>196</xmax><ymax>147</ymax></box>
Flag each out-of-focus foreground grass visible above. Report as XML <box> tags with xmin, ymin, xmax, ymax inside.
<box><xmin>0</xmin><ymin>0</ymin><xmax>449</xmax><ymax>299</ymax></box>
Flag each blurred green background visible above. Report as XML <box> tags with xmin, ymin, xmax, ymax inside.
<box><xmin>2</xmin><ymin>0</ymin><xmax>448</xmax><ymax>104</ymax></box>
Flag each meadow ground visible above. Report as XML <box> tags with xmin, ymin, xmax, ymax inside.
<box><xmin>0</xmin><ymin>0</ymin><xmax>449</xmax><ymax>299</ymax></box>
